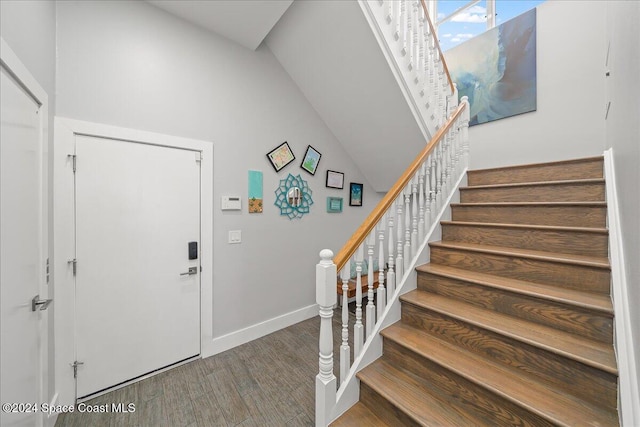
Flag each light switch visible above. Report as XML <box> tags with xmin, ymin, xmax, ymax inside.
<box><xmin>228</xmin><ymin>230</ymin><xmax>242</xmax><ymax>244</ymax></box>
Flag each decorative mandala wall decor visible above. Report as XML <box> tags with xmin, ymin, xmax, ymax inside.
<box><xmin>274</xmin><ymin>174</ymin><xmax>313</xmax><ymax>219</ymax></box>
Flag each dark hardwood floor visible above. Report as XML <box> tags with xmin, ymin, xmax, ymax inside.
<box><xmin>55</xmin><ymin>312</ymin><xmax>353</xmax><ymax>427</ymax></box>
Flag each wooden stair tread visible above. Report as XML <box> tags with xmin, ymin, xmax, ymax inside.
<box><xmin>381</xmin><ymin>323</ymin><xmax>618</xmax><ymax>427</ymax></box>
<box><xmin>416</xmin><ymin>264</ymin><xmax>613</xmax><ymax>314</ymax></box>
<box><xmin>440</xmin><ymin>220</ymin><xmax>609</xmax><ymax>235</ymax></box>
<box><xmin>357</xmin><ymin>359</ymin><xmax>487</xmax><ymax>427</ymax></box>
<box><xmin>452</xmin><ymin>201</ymin><xmax>607</xmax><ymax>207</ymax></box>
<box><xmin>461</xmin><ymin>178</ymin><xmax>605</xmax><ymax>190</ymax></box>
<box><xmin>468</xmin><ymin>156</ymin><xmax>604</xmax><ymax>174</ymax></box>
<box><xmin>400</xmin><ymin>290</ymin><xmax>617</xmax><ymax>374</ymax></box>
<box><xmin>430</xmin><ymin>240</ymin><xmax>610</xmax><ymax>269</ymax></box>
<box><xmin>330</xmin><ymin>402</ymin><xmax>389</xmax><ymax>426</ymax></box>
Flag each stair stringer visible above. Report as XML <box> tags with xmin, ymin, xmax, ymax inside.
<box><xmin>329</xmin><ymin>170</ymin><xmax>468</xmax><ymax>423</ymax></box>
<box><xmin>604</xmin><ymin>148</ymin><xmax>640</xmax><ymax>427</ymax></box>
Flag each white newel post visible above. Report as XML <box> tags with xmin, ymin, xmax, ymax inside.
<box><xmin>316</xmin><ymin>250</ymin><xmax>337</xmax><ymax>427</ymax></box>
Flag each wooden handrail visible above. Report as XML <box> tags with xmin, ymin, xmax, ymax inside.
<box><xmin>419</xmin><ymin>0</ymin><xmax>454</xmax><ymax>95</ymax></box>
<box><xmin>334</xmin><ymin>101</ymin><xmax>466</xmax><ymax>271</ymax></box>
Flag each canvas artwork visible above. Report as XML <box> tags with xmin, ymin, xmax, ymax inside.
<box><xmin>446</xmin><ymin>8</ymin><xmax>537</xmax><ymax>126</ymax></box>
<box><xmin>248</xmin><ymin>170</ymin><xmax>263</xmax><ymax>213</ymax></box>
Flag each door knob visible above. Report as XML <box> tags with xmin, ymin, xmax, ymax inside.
<box><xmin>180</xmin><ymin>267</ymin><xmax>198</xmax><ymax>276</ymax></box>
<box><xmin>32</xmin><ymin>295</ymin><xmax>53</xmax><ymax>311</ymax></box>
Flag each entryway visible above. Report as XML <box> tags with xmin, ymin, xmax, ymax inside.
<box><xmin>54</xmin><ymin>119</ymin><xmax>214</xmax><ymax>404</ymax></box>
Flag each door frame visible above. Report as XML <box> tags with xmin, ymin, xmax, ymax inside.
<box><xmin>0</xmin><ymin>37</ymin><xmax>50</xmax><ymax>426</ymax></box>
<box><xmin>53</xmin><ymin>118</ymin><xmax>213</xmax><ymax>406</ymax></box>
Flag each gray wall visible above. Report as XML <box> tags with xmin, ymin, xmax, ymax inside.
<box><xmin>466</xmin><ymin>1</ymin><xmax>607</xmax><ymax>169</ymax></box>
<box><xmin>1</xmin><ymin>0</ymin><xmax>57</xmax><ymax>405</ymax></box>
<box><xmin>605</xmin><ymin>0</ymin><xmax>640</xmax><ymax>388</ymax></box>
<box><xmin>55</xmin><ymin>0</ymin><xmax>380</xmax><ymax>339</ymax></box>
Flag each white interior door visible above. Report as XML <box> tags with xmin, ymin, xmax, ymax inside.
<box><xmin>74</xmin><ymin>136</ymin><xmax>201</xmax><ymax>398</ymax></box>
<box><xmin>0</xmin><ymin>53</ymin><xmax>48</xmax><ymax>426</ymax></box>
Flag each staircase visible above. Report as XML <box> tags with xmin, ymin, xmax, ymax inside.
<box><xmin>332</xmin><ymin>156</ymin><xmax>619</xmax><ymax>426</ymax></box>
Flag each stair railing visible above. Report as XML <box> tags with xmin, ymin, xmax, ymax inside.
<box><xmin>359</xmin><ymin>0</ymin><xmax>455</xmax><ymax>136</ymax></box>
<box><xmin>316</xmin><ymin>100</ymin><xmax>468</xmax><ymax>426</ymax></box>
<box><xmin>315</xmin><ymin>2</ymin><xmax>469</xmax><ymax>425</ymax></box>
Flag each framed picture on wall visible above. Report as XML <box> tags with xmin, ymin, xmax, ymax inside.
<box><xmin>349</xmin><ymin>182</ymin><xmax>363</xmax><ymax>206</ymax></box>
<box><xmin>325</xmin><ymin>170</ymin><xmax>344</xmax><ymax>189</ymax></box>
<box><xmin>266</xmin><ymin>141</ymin><xmax>295</xmax><ymax>172</ymax></box>
<box><xmin>326</xmin><ymin>197</ymin><xmax>343</xmax><ymax>213</ymax></box>
<box><xmin>300</xmin><ymin>145</ymin><xmax>322</xmax><ymax>175</ymax></box>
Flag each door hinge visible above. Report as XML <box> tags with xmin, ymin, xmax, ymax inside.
<box><xmin>70</xmin><ymin>361</ymin><xmax>84</xmax><ymax>378</ymax></box>
<box><xmin>68</xmin><ymin>258</ymin><xmax>77</xmax><ymax>276</ymax></box>
<box><xmin>195</xmin><ymin>152</ymin><xmax>202</xmax><ymax>162</ymax></box>
<box><xmin>68</xmin><ymin>154</ymin><xmax>77</xmax><ymax>172</ymax></box>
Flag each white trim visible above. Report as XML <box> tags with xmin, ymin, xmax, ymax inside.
<box><xmin>603</xmin><ymin>148</ymin><xmax>640</xmax><ymax>427</ymax></box>
<box><xmin>53</xmin><ymin>117</ymin><xmax>214</xmax><ymax>406</ymax></box>
<box><xmin>1</xmin><ymin>36</ymin><xmax>50</xmax><ymax>427</ymax></box>
<box><xmin>329</xmin><ymin>169</ymin><xmax>467</xmax><ymax>422</ymax></box>
<box><xmin>44</xmin><ymin>393</ymin><xmax>59</xmax><ymax>427</ymax></box>
<box><xmin>202</xmin><ymin>304</ymin><xmax>319</xmax><ymax>357</ymax></box>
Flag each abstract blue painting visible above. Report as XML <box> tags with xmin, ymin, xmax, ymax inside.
<box><xmin>446</xmin><ymin>8</ymin><xmax>537</xmax><ymax>126</ymax></box>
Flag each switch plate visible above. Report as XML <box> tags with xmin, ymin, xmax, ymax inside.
<box><xmin>228</xmin><ymin>230</ymin><xmax>242</xmax><ymax>244</ymax></box>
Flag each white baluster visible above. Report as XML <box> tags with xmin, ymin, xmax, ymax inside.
<box><xmin>316</xmin><ymin>249</ymin><xmax>337</xmax><ymax>427</ymax></box>
<box><xmin>407</xmin><ymin>1</ymin><xmax>416</xmax><ymax>71</ymax></box>
<box><xmin>415</xmin><ymin>6</ymin><xmax>424</xmax><ymax>85</ymax></box>
<box><xmin>411</xmin><ymin>177</ymin><xmax>418</xmax><ymax>257</ymax></box>
<box><xmin>436</xmin><ymin>141</ymin><xmax>444</xmax><ymax>208</ymax></box>
<box><xmin>425</xmin><ymin>159</ymin><xmax>432</xmax><ymax>227</ymax></box>
<box><xmin>461</xmin><ymin>96</ymin><xmax>471</xmax><ymax>169</ymax></box>
<box><xmin>339</xmin><ymin>264</ymin><xmax>350</xmax><ymax>386</ymax></box>
<box><xmin>386</xmin><ymin>0</ymin><xmax>394</xmax><ymax>24</ymax></box>
<box><xmin>400</xmin><ymin>1</ymin><xmax>408</xmax><ymax>55</ymax></box>
<box><xmin>366</xmin><ymin>232</ymin><xmax>376</xmax><ymax>338</ymax></box>
<box><xmin>354</xmin><ymin>246</ymin><xmax>364</xmax><ymax>358</ymax></box>
<box><xmin>377</xmin><ymin>220</ymin><xmax>386</xmax><ymax>319</ymax></box>
<box><xmin>430</xmin><ymin>153</ymin><xmax>437</xmax><ymax>223</ymax></box>
<box><xmin>395</xmin><ymin>195</ymin><xmax>404</xmax><ymax>280</ymax></box>
<box><xmin>387</xmin><ymin>210</ymin><xmax>396</xmax><ymax>300</ymax></box>
<box><xmin>404</xmin><ymin>184</ymin><xmax>412</xmax><ymax>273</ymax></box>
<box><xmin>393</xmin><ymin>0</ymin><xmax>400</xmax><ymax>40</ymax></box>
<box><xmin>418</xmin><ymin>163</ymin><xmax>426</xmax><ymax>243</ymax></box>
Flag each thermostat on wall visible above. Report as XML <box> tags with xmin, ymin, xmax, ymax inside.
<box><xmin>221</xmin><ymin>196</ymin><xmax>241</xmax><ymax>211</ymax></box>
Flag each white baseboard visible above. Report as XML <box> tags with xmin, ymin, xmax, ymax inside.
<box><xmin>201</xmin><ymin>304</ymin><xmax>319</xmax><ymax>358</ymax></box>
<box><xmin>603</xmin><ymin>149</ymin><xmax>640</xmax><ymax>427</ymax></box>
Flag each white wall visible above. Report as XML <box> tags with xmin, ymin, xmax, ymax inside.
<box><xmin>605</xmin><ymin>0</ymin><xmax>640</xmax><ymax>396</ymax></box>
<box><xmin>465</xmin><ymin>1</ymin><xmax>607</xmax><ymax>169</ymax></box>
<box><xmin>55</xmin><ymin>1</ymin><xmax>380</xmax><ymax>343</ymax></box>
<box><xmin>1</xmin><ymin>0</ymin><xmax>57</xmax><ymax>405</ymax></box>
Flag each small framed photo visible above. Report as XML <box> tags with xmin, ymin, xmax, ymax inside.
<box><xmin>300</xmin><ymin>145</ymin><xmax>322</xmax><ymax>175</ymax></box>
<box><xmin>326</xmin><ymin>170</ymin><xmax>344</xmax><ymax>189</ymax></box>
<box><xmin>349</xmin><ymin>182</ymin><xmax>363</xmax><ymax>206</ymax></box>
<box><xmin>266</xmin><ymin>141</ymin><xmax>295</xmax><ymax>172</ymax></box>
<box><xmin>326</xmin><ymin>197</ymin><xmax>343</xmax><ymax>213</ymax></box>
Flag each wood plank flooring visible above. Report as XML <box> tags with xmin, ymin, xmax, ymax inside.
<box><xmin>55</xmin><ymin>313</ymin><xmax>350</xmax><ymax>427</ymax></box>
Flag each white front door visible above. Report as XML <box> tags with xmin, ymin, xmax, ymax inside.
<box><xmin>74</xmin><ymin>136</ymin><xmax>201</xmax><ymax>398</ymax></box>
<box><xmin>0</xmin><ymin>41</ymin><xmax>49</xmax><ymax>427</ymax></box>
